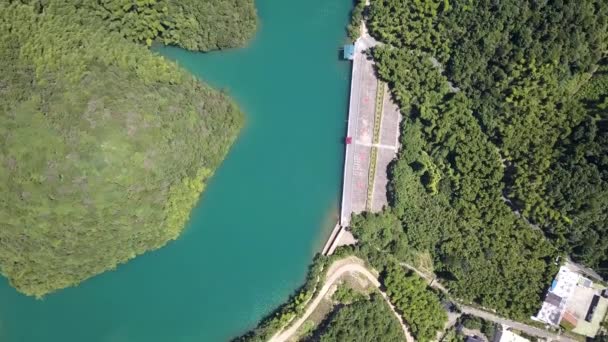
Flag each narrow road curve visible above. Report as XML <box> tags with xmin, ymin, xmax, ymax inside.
<box><xmin>269</xmin><ymin>259</ymin><xmax>414</xmax><ymax>342</ymax></box>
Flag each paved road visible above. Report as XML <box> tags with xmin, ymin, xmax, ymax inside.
<box><xmin>398</xmin><ymin>260</ymin><xmax>575</xmax><ymax>342</ymax></box>
<box><xmin>357</xmin><ymin>142</ymin><xmax>398</xmax><ymax>150</ymax></box>
<box><xmin>269</xmin><ymin>258</ymin><xmax>414</xmax><ymax>342</ymax></box>
<box><xmin>460</xmin><ymin>307</ymin><xmax>575</xmax><ymax>342</ymax></box>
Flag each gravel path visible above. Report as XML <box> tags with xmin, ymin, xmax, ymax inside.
<box><xmin>269</xmin><ymin>257</ymin><xmax>414</xmax><ymax>342</ymax></box>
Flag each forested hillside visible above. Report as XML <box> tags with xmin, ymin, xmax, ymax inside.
<box><xmin>0</xmin><ymin>0</ymin><xmax>254</xmax><ymax>297</ymax></box>
<box><xmin>352</xmin><ymin>0</ymin><xmax>608</xmax><ymax>319</ymax></box>
<box><xmin>383</xmin><ymin>264</ymin><xmax>446</xmax><ymax>341</ymax></box>
<box><xmin>15</xmin><ymin>0</ymin><xmax>257</xmax><ymax>51</ymax></box>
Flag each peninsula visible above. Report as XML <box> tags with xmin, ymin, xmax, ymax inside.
<box><xmin>0</xmin><ymin>0</ymin><xmax>256</xmax><ymax>297</ymax></box>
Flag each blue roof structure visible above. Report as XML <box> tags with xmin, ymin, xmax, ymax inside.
<box><xmin>343</xmin><ymin>44</ymin><xmax>355</xmax><ymax>60</ymax></box>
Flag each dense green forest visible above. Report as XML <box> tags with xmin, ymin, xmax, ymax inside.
<box><xmin>351</xmin><ymin>0</ymin><xmax>608</xmax><ymax>319</ymax></box>
<box><xmin>0</xmin><ymin>0</ymin><xmax>254</xmax><ymax>297</ymax></box>
<box><xmin>383</xmin><ymin>264</ymin><xmax>447</xmax><ymax>341</ymax></box>
<box><xmin>305</xmin><ymin>294</ymin><xmax>405</xmax><ymax>342</ymax></box>
<box><xmin>458</xmin><ymin>315</ymin><xmax>498</xmax><ymax>341</ymax></box>
<box><xmin>14</xmin><ymin>0</ymin><xmax>257</xmax><ymax>51</ymax></box>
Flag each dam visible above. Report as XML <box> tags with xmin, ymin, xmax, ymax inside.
<box><xmin>322</xmin><ymin>29</ymin><xmax>401</xmax><ymax>256</ymax></box>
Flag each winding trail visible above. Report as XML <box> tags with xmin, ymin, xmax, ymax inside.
<box><xmin>269</xmin><ymin>258</ymin><xmax>414</xmax><ymax>342</ymax></box>
<box><xmin>269</xmin><ymin>256</ymin><xmax>573</xmax><ymax>342</ymax></box>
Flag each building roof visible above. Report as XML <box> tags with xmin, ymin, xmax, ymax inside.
<box><xmin>466</xmin><ymin>336</ymin><xmax>485</xmax><ymax>342</ymax></box>
<box><xmin>546</xmin><ymin>292</ymin><xmax>563</xmax><ymax>307</ymax></box>
<box><xmin>343</xmin><ymin>44</ymin><xmax>355</xmax><ymax>60</ymax></box>
<box><xmin>498</xmin><ymin>329</ymin><xmax>530</xmax><ymax>342</ymax></box>
<box><xmin>580</xmin><ymin>277</ymin><xmax>593</xmax><ymax>288</ymax></box>
<box><xmin>536</xmin><ymin>301</ymin><xmax>562</xmax><ymax>325</ymax></box>
<box><xmin>562</xmin><ymin>311</ymin><xmax>579</xmax><ymax>327</ymax></box>
<box><xmin>553</xmin><ymin>266</ymin><xmax>580</xmax><ymax>297</ymax></box>
<box><xmin>586</xmin><ymin>295</ymin><xmax>600</xmax><ymax>322</ymax></box>
<box><xmin>534</xmin><ymin>266</ymin><xmax>581</xmax><ymax>326</ymax></box>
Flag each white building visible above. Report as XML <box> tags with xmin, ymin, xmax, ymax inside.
<box><xmin>533</xmin><ymin>266</ymin><xmax>580</xmax><ymax>326</ymax></box>
<box><xmin>533</xmin><ymin>263</ymin><xmax>608</xmax><ymax>337</ymax></box>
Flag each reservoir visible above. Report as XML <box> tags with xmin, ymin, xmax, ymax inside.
<box><xmin>0</xmin><ymin>0</ymin><xmax>353</xmax><ymax>341</ymax></box>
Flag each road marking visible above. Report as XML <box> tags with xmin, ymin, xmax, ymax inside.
<box><xmin>355</xmin><ymin>142</ymin><xmax>397</xmax><ymax>151</ymax></box>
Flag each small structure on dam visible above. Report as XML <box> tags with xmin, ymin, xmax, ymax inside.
<box><xmin>343</xmin><ymin>44</ymin><xmax>355</xmax><ymax>60</ymax></box>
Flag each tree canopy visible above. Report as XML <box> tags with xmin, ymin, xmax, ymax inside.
<box><xmin>308</xmin><ymin>294</ymin><xmax>405</xmax><ymax>342</ymax></box>
<box><xmin>383</xmin><ymin>264</ymin><xmax>447</xmax><ymax>342</ymax></box>
<box><xmin>0</xmin><ymin>0</ymin><xmax>251</xmax><ymax>297</ymax></box>
<box><xmin>352</xmin><ymin>0</ymin><xmax>608</xmax><ymax>319</ymax></box>
<box><xmin>13</xmin><ymin>0</ymin><xmax>257</xmax><ymax>51</ymax></box>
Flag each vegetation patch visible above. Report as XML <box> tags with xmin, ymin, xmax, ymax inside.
<box><xmin>332</xmin><ymin>283</ymin><xmax>368</xmax><ymax>305</ymax></box>
<box><xmin>346</xmin><ymin>0</ymin><xmax>366</xmax><ymax>43</ymax></box>
<box><xmin>366</xmin><ymin>146</ymin><xmax>378</xmax><ymax>210</ymax></box>
<box><xmin>383</xmin><ymin>263</ymin><xmax>447</xmax><ymax>342</ymax></box>
<box><xmin>459</xmin><ymin>315</ymin><xmax>498</xmax><ymax>341</ymax></box>
<box><xmin>373</xmin><ymin>81</ymin><xmax>385</xmax><ymax>144</ymax></box>
<box><xmin>22</xmin><ymin>0</ymin><xmax>257</xmax><ymax>51</ymax></box>
<box><xmin>306</xmin><ymin>294</ymin><xmax>405</xmax><ymax>342</ymax></box>
<box><xmin>441</xmin><ymin>327</ymin><xmax>464</xmax><ymax>342</ymax></box>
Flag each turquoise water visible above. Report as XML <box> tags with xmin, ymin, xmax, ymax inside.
<box><xmin>0</xmin><ymin>1</ymin><xmax>352</xmax><ymax>341</ymax></box>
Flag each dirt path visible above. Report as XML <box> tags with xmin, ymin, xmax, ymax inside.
<box><xmin>399</xmin><ymin>262</ymin><xmax>449</xmax><ymax>293</ymax></box>
<box><xmin>269</xmin><ymin>257</ymin><xmax>414</xmax><ymax>342</ymax></box>
<box><xmin>268</xmin><ymin>256</ymin><xmax>571</xmax><ymax>342</ymax></box>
